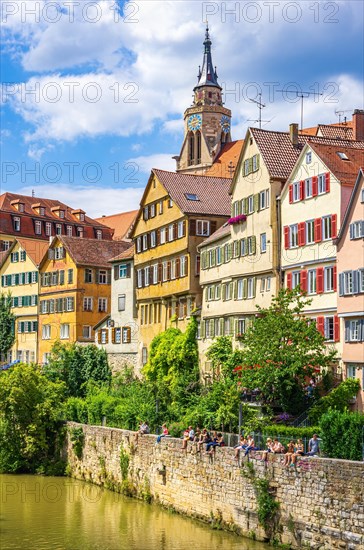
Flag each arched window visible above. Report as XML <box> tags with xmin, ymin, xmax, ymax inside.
<box><xmin>196</xmin><ymin>131</ymin><xmax>201</xmax><ymax>164</ymax></box>
<box><xmin>188</xmin><ymin>132</ymin><xmax>195</xmax><ymax>165</ymax></box>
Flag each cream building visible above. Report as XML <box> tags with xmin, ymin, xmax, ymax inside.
<box><xmin>0</xmin><ymin>238</ymin><xmax>48</xmax><ymax>364</ymax></box>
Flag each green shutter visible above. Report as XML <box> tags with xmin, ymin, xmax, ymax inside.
<box><xmin>211</xmin><ymin>249</ymin><xmax>216</xmax><ymax>267</ymax></box>
<box><xmin>228</xmin><ymin>243</ymin><xmax>233</xmax><ymax>261</ymax></box>
<box><xmin>248</xmin><ymin>157</ymin><xmax>253</xmax><ymax>174</ymax></box>
<box><xmin>253</xmin><ymin>277</ymin><xmax>257</xmax><ymax>298</ymax></box>
<box><xmin>256</xmin><ymin>154</ymin><xmax>260</xmax><ymax>170</ymax></box>
<box><xmin>219</xmin><ymin>318</ymin><xmax>224</xmax><ymax>336</ymax></box>
<box><xmin>252</xmin><ymin>236</ymin><xmax>257</xmax><ymax>255</ymax></box>
<box><xmin>229</xmin><ymin>317</ymin><xmax>234</xmax><ymax>335</ymax></box>
<box><xmin>222</xmin><ymin>284</ymin><xmax>226</xmax><ymax>301</ymax></box>
<box><xmin>221</xmin><ymin>246</ymin><xmax>225</xmax><ymax>263</ymax></box>
<box><xmin>243</xmin><ymin>279</ymin><xmax>248</xmax><ymax>299</ymax></box>
<box><xmin>233</xmin><ymin>280</ymin><xmax>238</xmax><ymax>300</ymax></box>
<box><xmin>234</xmin><ymin>318</ymin><xmax>239</xmax><ymax>337</ymax></box>
<box><xmin>60</xmin><ymin>270</ymin><xmax>65</xmax><ymax>285</ymax></box>
<box><xmin>210</xmin><ymin>319</ymin><xmax>215</xmax><ymax>338</ymax></box>
<box><xmin>14</xmin><ymin>297</ymin><xmax>19</xmax><ymax>307</ymax></box>
<box><xmin>200</xmin><ymin>320</ymin><xmax>206</xmax><ymax>339</ymax></box>
<box><xmin>254</xmin><ymin>193</ymin><xmax>259</xmax><ymax>212</ymax></box>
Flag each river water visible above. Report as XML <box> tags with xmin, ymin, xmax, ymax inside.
<box><xmin>0</xmin><ymin>474</ymin><xmax>268</xmax><ymax>550</ymax></box>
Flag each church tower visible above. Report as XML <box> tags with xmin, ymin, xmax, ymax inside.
<box><xmin>175</xmin><ymin>25</ymin><xmax>232</xmax><ymax>174</ymax></box>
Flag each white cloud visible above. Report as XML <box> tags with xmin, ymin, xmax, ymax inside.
<box><xmin>128</xmin><ymin>153</ymin><xmax>176</xmax><ymax>175</ymax></box>
<box><xmin>16</xmin><ymin>183</ymin><xmax>143</xmax><ymax>217</ymax></box>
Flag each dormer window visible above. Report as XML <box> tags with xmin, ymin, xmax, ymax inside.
<box><xmin>13</xmin><ymin>217</ymin><xmax>21</xmax><ymax>232</ymax></box>
<box><xmin>51</xmin><ymin>206</ymin><xmax>65</xmax><ymax>218</ymax></box>
<box><xmin>185</xmin><ymin>193</ymin><xmax>199</xmax><ymax>201</ymax></box>
<box><xmin>40</xmin><ymin>207</ymin><xmax>45</xmax><ymax>216</ymax></box>
<box><xmin>10</xmin><ymin>200</ymin><xmax>25</xmax><ymax>212</ymax></box>
<box><xmin>59</xmin><ymin>210</ymin><xmax>65</xmax><ymax>218</ymax></box>
<box><xmin>66</xmin><ymin>225</ymin><xmax>73</xmax><ymax>237</ymax></box>
<box><xmin>71</xmin><ymin>209</ymin><xmax>85</xmax><ymax>222</ymax></box>
<box><xmin>77</xmin><ymin>227</ymin><xmax>84</xmax><ymax>238</ymax></box>
<box><xmin>35</xmin><ymin>220</ymin><xmax>42</xmax><ymax>235</ymax></box>
<box><xmin>32</xmin><ymin>203</ymin><xmax>46</xmax><ymax>216</ymax></box>
<box><xmin>96</xmin><ymin>230</ymin><xmax>102</xmax><ymax>240</ymax></box>
<box><xmin>56</xmin><ymin>224</ymin><xmax>62</xmax><ymax>235</ymax></box>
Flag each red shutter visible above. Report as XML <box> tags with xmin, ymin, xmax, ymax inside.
<box><xmin>317</xmin><ymin>316</ymin><xmax>325</xmax><ymax>336</ymax></box>
<box><xmin>312</xmin><ymin>176</ymin><xmax>318</xmax><ymax>197</ymax></box>
<box><xmin>298</xmin><ymin>222</ymin><xmax>306</xmax><ymax>246</ymax></box>
<box><xmin>158</xmin><ymin>263</ymin><xmax>163</xmax><ymax>283</ymax></box>
<box><xmin>176</xmin><ymin>258</ymin><xmax>180</xmax><ymax>278</ymax></box>
<box><xmin>286</xmin><ymin>272</ymin><xmax>292</xmax><ymax>290</ymax></box>
<box><xmin>301</xmin><ymin>270</ymin><xmax>307</xmax><ymax>292</ymax></box>
<box><xmin>317</xmin><ymin>267</ymin><xmax>324</xmax><ymax>294</ymax></box>
<box><xmin>333</xmin><ymin>265</ymin><xmax>337</xmax><ymax>291</ymax></box>
<box><xmin>314</xmin><ymin>218</ymin><xmax>322</xmax><ymax>242</ymax></box>
<box><xmin>173</xmin><ymin>223</ymin><xmax>177</xmax><ymax>240</ymax></box>
<box><xmin>185</xmin><ymin>256</ymin><xmax>189</xmax><ymax>276</ymax></box>
<box><xmin>189</xmin><ymin>219</ymin><xmax>196</xmax><ymax>236</ymax></box>
<box><xmin>334</xmin><ymin>315</ymin><xmax>340</xmax><ymax>342</ymax></box>
<box><xmin>289</xmin><ymin>185</ymin><xmax>293</xmax><ymax>204</ymax></box>
<box><xmin>300</xmin><ymin>180</ymin><xmax>305</xmax><ymax>201</ymax></box>
<box><xmin>325</xmin><ymin>172</ymin><xmax>330</xmax><ymax>193</ymax></box>
<box><xmin>156</xmin><ymin>229</ymin><xmax>160</xmax><ymax>246</ymax></box>
<box><xmin>331</xmin><ymin>214</ymin><xmax>337</xmax><ymax>238</ymax></box>
<box><xmin>284</xmin><ymin>226</ymin><xmax>290</xmax><ymax>249</ymax></box>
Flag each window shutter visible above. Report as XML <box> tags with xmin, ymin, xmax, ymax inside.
<box><xmin>344</xmin><ymin>320</ymin><xmax>350</xmax><ymax>342</ymax></box>
<box><xmin>158</xmin><ymin>263</ymin><xmax>163</xmax><ymax>283</ymax></box>
<box><xmin>196</xmin><ymin>255</ymin><xmax>200</xmax><ymax>275</ymax></box>
<box><xmin>48</xmin><ymin>249</ymin><xmax>55</xmax><ymax>260</ymax></box>
<box><xmin>317</xmin><ymin>316</ymin><xmax>325</xmax><ymax>336</ymax></box>
<box><xmin>349</xmin><ymin>223</ymin><xmax>354</xmax><ymax>240</ymax></box>
<box><xmin>253</xmin><ymin>194</ymin><xmax>259</xmax><ymax>212</ymax></box>
<box><xmin>333</xmin><ymin>266</ymin><xmax>337</xmax><ymax>291</ymax></box>
<box><xmin>243</xmin><ymin>198</ymin><xmax>248</xmax><ymax>214</ymax></box>
<box><xmin>242</xmin><ymin>279</ymin><xmax>247</xmax><ymax>299</ymax></box>
<box><xmin>252</xmin><ymin>277</ymin><xmax>256</xmax><ymax>297</ymax></box>
<box><xmin>300</xmin><ymin>180</ymin><xmax>305</xmax><ymax>201</ymax></box>
<box><xmin>173</xmin><ymin>223</ymin><xmax>177</xmax><ymax>240</ymax></box>
<box><xmin>312</xmin><ymin>176</ymin><xmax>318</xmax><ymax>196</ymax></box>
<box><xmin>334</xmin><ymin>315</ymin><xmax>340</xmax><ymax>342</ymax></box>
<box><xmin>252</xmin><ymin>236</ymin><xmax>256</xmax><ymax>255</ymax></box>
<box><xmin>114</xmin><ymin>265</ymin><xmax>119</xmax><ymax>280</ymax></box>
<box><xmin>286</xmin><ymin>272</ymin><xmax>292</xmax><ymax>290</ymax></box>
<box><xmin>200</xmin><ymin>320</ymin><xmax>205</xmax><ymax>339</ymax></box>
<box><xmin>359</xmin><ymin>320</ymin><xmax>364</xmax><ymax>342</ymax></box>
<box><xmin>284</xmin><ymin>226</ymin><xmax>290</xmax><ymax>249</ymax></box>
<box><xmin>111</xmin><ymin>328</ymin><xmax>116</xmax><ymax>344</ymax></box>
<box><xmin>301</xmin><ymin>270</ymin><xmax>308</xmax><ymax>292</ymax></box>
<box><xmin>167</xmin><ymin>261</ymin><xmax>171</xmax><ymax>281</ymax></box>
<box><xmin>339</xmin><ymin>273</ymin><xmax>344</xmax><ymax>296</ymax></box>
<box><xmin>219</xmin><ymin>318</ymin><xmax>224</xmax><ymax>336</ymax></box>
<box><xmin>331</xmin><ymin>214</ymin><xmax>337</xmax><ymax>239</ymax></box>
<box><xmin>317</xmin><ymin>267</ymin><xmax>324</xmax><ymax>294</ymax></box>
<box><xmin>189</xmin><ymin>219</ymin><xmax>196</xmax><ymax>236</ymax></box>
<box><xmin>126</xmin><ymin>327</ymin><xmax>131</xmax><ymax>343</ymax></box>
<box><xmin>59</xmin><ymin>270</ymin><xmax>65</xmax><ymax>285</ymax></box>
<box><xmin>183</xmin><ymin>302</ymin><xmax>187</xmax><ymax>317</ymax></box>
<box><xmin>182</xmin><ymin>220</ymin><xmax>186</xmax><ymax>237</ymax></box>
<box><xmin>314</xmin><ymin>218</ymin><xmax>322</xmax><ymax>242</ymax></box>
<box><xmin>353</xmin><ymin>270</ymin><xmax>359</xmax><ymax>294</ymax></box>
<box><xmin>234</xmin><ymin>318</ymin><xmax>239</xmax><ymax>337</ymax></box>
<box><xmin>222</xmin><ymin>284</ymin><xmax>226</xmax><ymax>301</ymax></box>
<box><xmin>105</xmin><ymin>331</ymin><xmax>109</xmax><ymax>344</ymax></box>
<box><xmin>107</xmin><ymin>270</ymin><xmax>111</xmax><ymax>284</ymax></box>
<box><xmin>298</xmin><ymin>222</ymin><xmax>306</xmax><ymax>246</ymax></box>
<box><xmin>210</xmin><ymin>319</ymin><xmax>215</xmax><ymax>338</ymax></box>
<box><xmin>233</xmin><ymin>280</ymin><xmax>238</xmax><ymax>300</ymax></box>
<box><xmin>149</xmin><ymin>267</ymin><xmax>153</xmax><ymax>286</ymax></box>
<box><xmin>325</xmin><ymin>172</ymin><xmax>330</xmax><ymax>193</ymax></box>
<box><xmin>289</xmin><ymin>185</ymin><xmax>293</xmax><ymax>204</ymax></box>
<box><xmin>176</xmin><ymin>258</ymin><xmax>180</xmax><ymax>278</ymax></box>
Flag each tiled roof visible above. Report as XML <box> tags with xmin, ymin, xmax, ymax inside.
<box><xmin>59</xmin><ymin>237</ymin><xmax>130</xmax><ymax>268</ymax></box>
<box><xmin>109</xmin><ymin>244</ymin><xmax>135</xmax><ymax>263</ymax></box>
<box><xmin>17</xmin><ymin>238</ymin><xmax>49</xmax><ymax>266</ymax></box>
<box><xmin>204</xmin><ymin>140</ymin><xmax>244</xmax><ymax>178</ymax></box>
<box><xmin>152</xmin><ymin>169</ymin><xmax>231</xmax><ymax>216</ymax></box>
<box><xmin>317</xmin><ymin>124</ymin><xmax>353</xmax><ymax>140</ymax></box>
<box><xmin>199</xmin><ymin>223</ymin><xmax>231</xmax><ymax>248</ymax></box>
<box><xmin>301</xmin><ymin>126</ymin><xmax>318</xmax><ymax>136</ymax></box>
<box><xmin>308</xmin><ymin>142</ymin><xmax>364</xmax><ymax>187</ymax></box>
<box><xmin>95</xmin><ymin>210</ymin><xmax>138</xmax><ymax>240</ymax></box>
<box><xmin>335</xmin><ymin>168</ymin><xmax>364</xmax><ymax>243</ymax></box>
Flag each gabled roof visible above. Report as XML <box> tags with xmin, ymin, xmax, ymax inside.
<box><xmin>93</xmin><ymin>315</ymin><xmax>110</xmax><ymax>331</ymax></box>
<box><xmin>152</xmin><ymin>169</ymin><xmax>231</xmax><ymax>216</ymax></box>
<box><xmin>95</xmin><ymin>210</ymin><xmax>138</xmax><ymax>241</ymax></box>
<box><xmin>109</xmin><ymin>244</ymin><xmax>134</xmax><ymax>263</ymax></box>
<box><xmin>198</xmin><ymin>222</ymin><xmax>231</xmax><ymax>248</ymax></box>
<box><xmin>54</xmin><ymin>237</ymin><xmax>130</xmax><ymax>268</ymax></box>
<box><xmin>317</xmin><ymin>123</ymin><xmax>353</xmax><ymax>140</ymax></box>
<box><xmin>335</xmin><ymin>168</ymin><xmax>364</xmax><ymax>243</ymax></box>
<box><xmin>308</xmin><ymin>142</ymin><xmax>364</xmax><ymax>187</ymax></box>
<box><xmin>0</xmin><ymin>238</ymin><xmax>48</xmax><ymax>269</ymax></box>
<box><xmin>204</xmin><ymin>140</ymin><xmax>244</xmax><ymax>178</ymax></box>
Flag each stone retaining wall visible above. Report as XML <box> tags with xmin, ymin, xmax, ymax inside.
<box><xmin>65</xmin><ymin>423</ymin><xmax>364</xmax><ymax>549</ymax></box>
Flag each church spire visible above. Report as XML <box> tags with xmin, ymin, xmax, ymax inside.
<box><xmin>194</xmin><ymin>24</ymin><xmax>221</xmax><ymax>90</ymax></box>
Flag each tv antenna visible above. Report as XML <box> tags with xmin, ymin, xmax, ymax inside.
<box><xmin>334</xmin><ymin>109</ymin><xmax>352</xmax><ymax>124</ymax></box>
<box><xmin>276</xmin><ymin>89</ymin><xmax>323</xmax><ymax>131</ymax></box>
<box><xmin>248</xmin><ymin>93</ymin><xmax>266</xmax><ymax>129</ymax></box>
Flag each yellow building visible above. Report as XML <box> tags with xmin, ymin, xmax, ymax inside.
<box><xmin>38</xmin><ymin>236</ymin><xmax>129</xmax><ymax>363</ymax></box>
<box><xmin>0</xmin><ymin>238</ymin><xmax>48</xmax><ymax>364</ymax></box>
<box><xmin>131</xmin><ymin>168</ymin><xmax>231</xmax><ymax>367</ymax></box>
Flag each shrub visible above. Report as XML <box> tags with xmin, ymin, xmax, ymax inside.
<box><xmin>309</xmin><ymin>378</ymin><xmax>361</xmax><ymax>424</ymax></box>
<box><xmin>319</xmin><ymin>410</ymin><xmax>364</xmax><ymax>461</ymax></box>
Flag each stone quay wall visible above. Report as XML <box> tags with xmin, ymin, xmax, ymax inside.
<box><xmin>65</xmin><ymin>423</ymin><xmax>364</xmax><ymax>549</ymax></box>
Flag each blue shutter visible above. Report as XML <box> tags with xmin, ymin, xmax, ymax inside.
<box><xmin>359</xmin><ymin>320</ymin><xmax>364</xmax><ymax>342</ymax></box>
<box><xmin>339</xmin><ymin>273</ymin><xmax>344</xmax><ymax>296</ymax></box>
<box><xmin>353</xmin><ymin>271</ymin><xmax>359</xmax><ymax>294</ymax></box>
<box><xmin>344</xmin><ymin>321</ymin><xmax>350</xmax><ymax>342</ymax></box>
<box><xmin>1</xmin><ymin>275</ymin><xmax>4</xmax><ymax>287</ymax></box>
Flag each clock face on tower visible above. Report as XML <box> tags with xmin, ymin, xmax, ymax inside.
<box><xmin>187</xmin><ymin>114</ymin><xmax>202</xmax><ymax>131</ymax></box>
<box><xmin>220</xmin><ymin>115</ymin><xmax>231</xmax><ymax>134</ymax></box>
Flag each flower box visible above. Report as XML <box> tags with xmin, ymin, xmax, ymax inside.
<box><xmin>228</xmin><ymin>214</ymin><xmax>247</xmax><ymax>225</ymax></box>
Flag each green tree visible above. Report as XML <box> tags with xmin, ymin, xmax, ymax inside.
<box><xmin>0</xmin><ymin>292</ymin><xmax>15</xmax><ymax>358</ymax></box>
<box><xmin>44</xmin><ymin>341</ymin><xmax>111</xmax><ymax>398</ymax></box>
<box><xmin>0</xmin><ymin>363</ymin><xmax>65</xmax><ymax>473</ymax></box>
<box><xmin>237</xmin><ymin>288</ymin><xmax>337</xmax><ymax>414</ymax></box>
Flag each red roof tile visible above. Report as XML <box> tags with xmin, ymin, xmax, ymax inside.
<box><xmin>95</xmin><ymin>210</ymin><xmax>138</xmax><ymax>240</ymax></box>
<box><xmin>308</xmin><ymin>142</ymin><xmax>364</xmax><ymax>187</ymax></box>
<box><xmin>204</xmin><ymin>140</ymin><xmax>244</xmax><ymax>178</ymax></box>
<box><xmin>317</xmin><ymin>124</ymin><xmax>353</xmax><ymax>140</ymax></box>
<box><xmin>110</xmin><ymin>244</ymin><xmax>135</xmax><ymax>263</ymax></box>
<box><xmin>59</xmin><ymin>237</ymin><xmax>130</xmax><ymax>268</ymax></box>
<box><xmin>199</xmin><ymin>223</ymin><xmax>231</xmax><ymax>247</ymax></box>
<box><xmin>152</xmin><ymin>169</ymin><xmax>231</xmax><ymax>217</ymax></box>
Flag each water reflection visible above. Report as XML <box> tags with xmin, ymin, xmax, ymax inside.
<box><xmin>0</xmin><ymin>475</ymin><xmax>267</xmax><ymax>550</ymax></box>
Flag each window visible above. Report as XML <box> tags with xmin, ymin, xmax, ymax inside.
<box><xmin>318</xmin><ymin>174</ymin><xmax>326</xmax><ymax>194</ymax></box>
<box><xmin>114</xmin><ymin>328</ymin><xmax>121</xmax><ymax>344</ymax></box>
<box><xmin>306</xmin><ymin>152</ymin><xmax>312</xmax><ymax>164</ymax></box>
<box><xmin>240</xmin><ymin>239</ymin><xmax>246</xmax><ymax>256</ymax></box>
<box><xmin>54</xmin><ymin>246</ymin><xmax>64</xmax><ymax>259</ymax></box>
<box><xmin>56</xmin><ymin>224</ymin><xmax>62</xmax><ymax>235</ymax></box>
<box><xmin>59</xmin><ymin>210</ymin><xmax>65</xmax><ymax>219</ymax></box>
<box><xmin>289</xmin><ymin>224</ymin><xmax>298</xmax><ymax>248</ymax></box>
<box><xmin>177</xmin><ymin>221</ymin><xmax>184</xmax><ymax>238</ymax></box>
<box><xmin>306</xmin><ymin>220</ymin><xmax>315</xmax><ymax>244</ymax></box>
<box><xmin>252</xmin><ymin>154</ymin><xmax>259</xmax><ymax>172</ymax></box>
<box><xmin>142</xmin><ymin>347</ymin><xmax>148</xmax><ymax>365</ymax></box>
<box><xmin>98</xmin><ymin>298</ymin><xmax>108</xmax><ymax>312</ymax></box>
<box><xmin>77</xmin><ymin>227</ymin><xmax>83</xmax><ymax>238</ymax></box>
<box><xmin>207</xmin><ymin>286</ymin><xmax>214</xmax><ymax>301</ymax></box>
<box><xmin>68</xmin><ymin>269</ymin><xmax>73</xmax><ymax>284</ymax></box>
<box><xmin>121</xmin><ymin>327</ymin><xmax>131</xmax><ymax>344</ymax></box>
<box><xmin>260</xmin><ymin>233</ymin><xmax>267</xmax><ymax>253</ymax></box>
<box><xmin>79</xmin><ymin>213</ymin><xmax>85</xmax><ymax>221</ymax></box>
<box><xmin>137</xmin><ymin>269</ymin><xmax>143</xmax><ymax>288</ymax></box>
<box><xmin>44</xmin><ymin>221</ymin><xmax>51</xmax><ymax>236</ymax></box>
<box><xmin>361</xmin><ymin>189</ymin><xmax>364</xmax><ymax>203</ymax></box>
<box><xmin>150</xmin><ymin>204</ymin><xmax>156</xmax><ymax>218</ymax></box>
<box><xmin>168</xmin><ymin>224</ymin><xmax>174</xmax><ymax>242</ymax></box>
<box><xmin>185</xmin><ymin>193</ymin><xmax>199</xmax><ymax>201</ymax></box>
<box><xmin>152</xmin><ymin>264</ymin><xmax>158</xmax><ymax>284</ymax></box>
<box><xmin>67</xmin><ymin>225</ymin><xmax>73</xmax><ymax>237</ymax></box>
<box><xmin>305</xmin><ymin>178</ymin><xmax>313</xmax><ymax>198</ymax></box>
<box><xmin>349</xmin><ymin>320</ymin><xmax>359</xmax><ymax>342</ymax></box>
<box><xmin>136</xmin><ymin>237</ymin><xmax>142</xmax><ymax>253</ymax></box>
<box><xmin>292</xmin><ymin>182</ymin><xmax>300</xmax><ymax>202</ymax></box>
<box><xmin>83</xmin><ymin>297</ymin><xmax>93</xmax><ymax>311</ymax></box>
<box><xmin>248</xmin><ymin>195</ymin><xmax>254</xmax><ymax>214</ymax></box>
<box><xmin>216</xmin><ymin>247</ymin><xmax>221</xmax><ymax>265</ymax></box>
<box><xmin>143</xmin><ymin>234</ymin><xmax>148</xmax><ymax>250</ymax></box>
<box><xmin>347</xmin><ymin>365</ymin><xmax>357</xmax><ymax>379</ymax></box>
<box><xmin>180</xmin><ymin>255</ymin><xmax>187</xmax><ymax>277</ymax></box>
<box><xmin>85</xmin><ymin>268</ymin><xmax>93</xmax><ymax>283</ymax></box>
<box><xmin>168</xmin><ymin>199</ymin><xmax>173</xmax><ymax>208</ymax></box>
<box><xmin>259</xmin><ymin>190</ymin><xmax>269</xmax><ymax>210</ymax></box>
<box><xmin>150</xmin><ymin>230</ymin><xmax>156</xmax><ymax>248</ymax></box>
<box><xmin>247</xmin><ymin>277</ymin><xmax>255</xmax><ymax>299</ymax></box>
<box><xmin>243</xmin><ymin>159</ymin><xmax>250</xmax><ymax>176</ymax></box>
<box><xmin>96</xmin><ymin>230</ymin><xmax>102</xmax><ymax>240</ymax></box>
<box><xmin>237</xmin><ymin>279</ymin><xmax>244</xmax><ymax>300</ymax></box>
<box><xmin>324</xmin><ymin>266</ymin><xmax>334</xmax><ymax>292</ymax></box>
<box><xmin>83</xmin><ymin>326</ymin><xmax>92</xmax><ymax>339</ymax></box>
<box><xmin>11</xmin><ymin>252</ymin><xmax>19</xmax><ymax>263</ymax></box>
<box><xmin>144</xmin><ymin>266</ymin><xmax>150</xmax><ymax>286</ymax></box>
<box><xmin>119</xmin><ymin>264</ymin><xmax>128</xmax><ymax>278</ymax></box>
<box><xmin>160</xmin><ymin>228</ymin><xmax>166</xmax><ymax>244</ymax></box>
<box><xmin>118</xmin><ymin>294</ymin><xmax>126</xmax><ymax>311</ymax></box>
<box><xmin>225</xmin><ymin>282</ymin><xmax>232</xmax><ymax>301</ymax></box>
<box><xmin>143</xmin><ymin>206</ymin><xmax>149</xmax><ymax>221</ymax></box>
<box><xmin>322</xmin><ymin>216</ymin><xmax>332</xmax><ymax>240</ymax></box>
<box><xmin>98</xmin><ymin>270</ymin><xmax>107</xmax><ymax>284</ymax></box>
<box><xmin>337</xmin><ymin>151</ymin><xmax>349</xmax><ymax>160</ymax></box>
<box><xmin>343</xmin><ymin>271</ymin><xmax>353</xmax><ymax>295</ymax></box>
<box><xmin>20</xmin><ymin>250</ymin><xmax>26</xmax><ymax>260</ymax></box>
<box><xmin>248</xmin><ymin>236</ymin><xmax>255</xmax><ymax>255</ymax></box>
<box><xmin>14</xmin><ymin>217</ymin><xmax>21</xmax><ymax>231</ymax></box>
<box><xmin>66</xmin><ymin>297</ymin><xmax>74</xmax><ymax>311</ymax></box>
<box><xmin>260</xmin><ymin>277</ymin><xmax>266</xmax><ymax>292</ymax></box>
<box><xmin>308</xmin><ymin>269</ymin><xmax>316</xmax><ymax>294</ymax></box>
<box><xmin>196</xmin><ymin>220</ymin><xmax>210</xmax><ymax>236</ymax></box>
<box><xmin>324</xmin><ymin>317</ymin><xmax>334</xmax><ymax>341</ymax></box>
<box><xmin>350</xmin><ymin>221</ymin><xmax>364</xmax><ymax>240</ymax></box>
<box><xmin>170</xmin><ymin>260</ymin><xmax>176</xmax><ymax>280</ymax></box>
<box><xmin>100</xmin><ymin>330</ymin><xmax>108</xmax><ymax>344</ymax></box>
<box><xmin>292</xmin><ymin>271</ymin><xmax>301</xmax><ymax>289</ymax></box>
<box><xmin>35</xmin><ymin>220</ymin><xmax>42</xmax><ymax>235</ymax></box>
<box><xmin>159</xmin><ymin>200</ymin><xmax>163</xmax><ymax>214</ymax></box>
<box><xmin>42</xmin><ymin>325</ymin><xmax>51</xmax><ymax>340</ymax></box>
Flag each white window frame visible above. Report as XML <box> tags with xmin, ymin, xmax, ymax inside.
<box><xmin>306</xmin><ymin>220</ymin><xmax>315</xmax><ymax>244</ymax></box>
<box><xmin>247</xmin><ymin>278</ymin><xmax>254</xmax><ymax>299</ymax></box>
<box><xmin>308</xmin><ymin>269</ymin><xmax>316</xmax><ymax>295</ymax></box>
<box><xmin>98</xmin><ymin>270</ymin><xmax>107</xmax><ymax>284</ymax></box>
<box><xmin>237</xmin><ymin>279</ymin><xmax>243</xmax><ymax>300</ymax></box>
<box><xmin>137</xmin><ymin>269</ymin><xmax>143</xmax><ymax>288</ymax></box>
<box><xmin>160</xmin><ymin>228</ymin><xmax>166</xmax><ymax>244</ymax></box>
<box><xmin>98</xmin><ymin>298</ymin><xmax>108</xmax><ymax>312</ymax></box>
<box><xmin>180</xmin><ymin>256</ymin><xmax>187</xmax><ymax>277</ymax></box>
<box><xmin>292</xmin><ymin>271</ymin><xmax>301</xmax><ymax>289</ymax></box>
<box><xmin>306</xmin><ymin>152</ymin><xmax>312</xmax><ymax>164</ymax></box>
<box><xmin>83</xmin><ymin>297</ymin><xmax>93</xmax><ymax>311</ymax></box>
<box><xmin>349</xmin><ymin>320</ymin><xmax>359</xmax><ymax>342</ymax></box>
<box><xmin>45</xmin><ymin>222</ymin><xmax>52</xmax><ymax>236</ymax></box>
<box><xmin>343</xmin><ymin>271</ymin><xmax>353</xmax><ymax>295</ymax></box>
<box><xmin>318</xmin><ymin>174</ymin><xmax>326</xmax><ymax>194</ymax></box>
<box><xmin>196</xmin><ymin>220</ymin><xmax>210</xmax><ymax>237</ymax></box>
<box><xmin>14</xmin><ymin>217</ymin><xmax>21</xmax><ymax>231</ymax></box>
<box><xmin>292</xmin><ymin>181</ymin><xmax>300</xmax><ymax>202</ymax></box>
<box><xmin>162</xmin><ymin>261</ymin><xmax>168</xmax><ymax>282</ymax></box>
<box><xmin>248</xmin><ymin>195</ymin><xmax>254</xmax><ymax>214</ymax></box>
<box><xmin>260</xmin><ymin>233</ymin><xmax>267</xmax><ymax>253</ymax></box>
<box><xmin>324</xmin><ymin>266</ymin><xmax>334</xmax><ymax>292</ymax></box>
<box><xmin>35</xmin><ymin>220</ymin><xmax>42</xmax><ymax>235</ymax></box>
<box><xmin>289</xmin><ymin>224</ymin><xmax>298</xmax><ymax>248</ymax></box>
<box><xmin>152</xmin><ymin>264</ymin><xmax>158</xmax><ymax>284</ymax></box>
<box><xmin>42</xmin><ymin>324</ymin><xmax>51</xmax><ymax>340</ymax></box>
<box><xmin>177</xmin><ymin>221</ymin><xmax>184</xmax><ymax>238</ymax></box>
<box><xmin>168</xmin><ymin>224</ymin><xmax>174</xmax><ymax>242</ymax></box>
<box><xmin>55</xmin><ymin>224</ymin><xmax>62</xmax><ymax>235</ymax></box>
<box><xmin>170</xmin><ymin>259</ymin><xmax>176</xmax><ymax>280</ymax></box>
<box><xmin>67</xmin><ymin>225</ymin><xmax>73</xmax><ymax>237</ymax></box>
<box><xmin>150</xmin><ymin>230</ymin><xmax>156</xmax><ymax>248</ymax></box>
<box><xmin>305</xmin><ymin>178</ymin><xmax>312</xmax><ymax>198</ymax></box>
<box><xmin>322</xmin><ymin>215</ymin><xmax>332</xmax><ymax>241</ymax></box>
<box><xmin>324</xmin><ymin>316</ymin><xmax>334</xmax><ymax>341</ymax></box>
<box><xmin>136</xmin><ymin>237</ymin><xmax>142</xmax><ymax>253</ymax></box>
<box><xmin>144</xmin><ymin>266</ymin><xmax>150</xmax><ymax>287</ymax></box>
<box><xmin>60</xmin><ymin>324</ymin><xmax>70</xmax><ymax>339</ymax></box>
<box><xmin>142</xmin><ymin>234</ymin><xmax>148</xmax><ymax>251</ymax></box>
<box><xmin>83</xmin><ymin>326</ymin><xmax>92</xmax><ymax>339</ymax></box>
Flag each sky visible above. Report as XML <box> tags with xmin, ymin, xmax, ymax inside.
<box><xmin>1</xmin><ymin>0</ymin><xmax>363</xmax><ymax>217</ymax></box>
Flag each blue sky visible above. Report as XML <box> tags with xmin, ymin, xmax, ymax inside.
<box><xmin>1</xmin><ymin>0</ymin><xmax>363</xmax><ymax>217</ymax></box>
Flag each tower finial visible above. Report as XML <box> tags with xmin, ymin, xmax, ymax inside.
<box><xmin>194</xmin><ymin>23</ymin><xmax>221</xmax><ymax>91</ymax></box>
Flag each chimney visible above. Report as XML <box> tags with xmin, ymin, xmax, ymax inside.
<box><xmin>353</xmin><ymin>109</ymin><xmax>364</xmax><ymax>141</ymax></box>
<box><xmin>289</xmin><ymin>123</ymin><xmax>299</xmax><ymax>146</ymax></box>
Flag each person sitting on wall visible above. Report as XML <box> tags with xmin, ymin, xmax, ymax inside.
<box><xmin>198</xmin><ymin>429</ymin><xmax>211</xmax><ymax>453</ymax></box>
<box><xmin>244</xmin><ymin>434</ymin><xmax>258</xmax><ymax>457</ymax></box>
<box><xmin>306</xmin><ymin>434</ymin><xmax>320</xmax><ymax>456</ymax></box>
<box><xmin>291</xmin><ymin>439</ymin><xmax>305</xmax><ymax>466</ymax></box>
<box><xmin>206</xmin><ymin>432</ymin><xmax>225</xmax><ymax>455</ymax></box>
<box><xmin>261</xmin><ymin>438</ymin><xmax>274</xmax><ymax>461</ymax></box>
<box><xmin>234</xmin><ymin>435</ymin><xmax>248</xmax><ymax>460</ymax></box>
<box><xmin>181</xmin><ymin>427</ymin><xmax>192</xmax><ymax>451</ymax></box>
<box><xmin>272</xmin><ymin>438</ymin><xmax>285</xmax><ymax>454</ymax></box>
<box><xmin>138</xmin><ymin>421</ymin><xmax>150</xmax><ymax>435</ymax></box>
<box><xmin>283</xmin><ymin>440</ymin><xmax>295</xmax><ymax>467</ymax></box>
<box><xmin>156</xmin><ymin>424</ymin><xmax>169</xmax><ymax>444</ymax></box>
